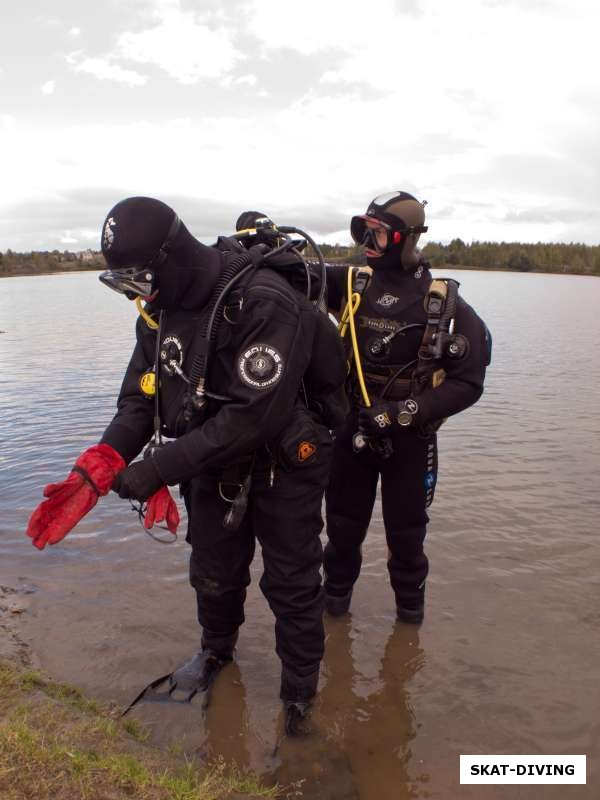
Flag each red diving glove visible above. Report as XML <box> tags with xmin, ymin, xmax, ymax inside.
<box><xmin>144</xmin><ymin>486</ymin><xmax>180</xmax><ymax>535</ymax></box>
<box><xmin>26</xmin><ymin>444</ymin><xmax>126</xmax><ymax>550</ymax></box>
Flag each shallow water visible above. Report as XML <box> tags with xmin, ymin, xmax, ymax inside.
<box><xmin>1</xmin><ymin>270</ymin><xmax>599</xmax><ymax>799</ymax></box>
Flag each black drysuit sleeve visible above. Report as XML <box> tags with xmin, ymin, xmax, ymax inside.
<box><xmin>153</xmin><ymin>283</ymin><xmax>315</xmax><ymax>485</ymax></box>
<box><xmin>100</xmin><ymin>317</ymin><xmax>156</xmax><ymax>463</ymax></box>
<box><xmin>414</xmin><ymin>298</ymin><xmax>490</xmax><ymax>426</ymax></box>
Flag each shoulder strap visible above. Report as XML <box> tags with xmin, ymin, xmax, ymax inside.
<box><xmin>412</xmin><ymin>278</ymin><xmax>461</xmax><ymax>393</ymax></box>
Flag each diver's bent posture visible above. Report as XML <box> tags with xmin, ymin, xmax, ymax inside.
<box><xmin>324</xmin><ymin>191</ymin><xmax>491</xmax><ymax>623</ymax></box>
<box><xmin>26</xmin><ymin>197</ymin><xmax>347</xmax><ymax>731</ymax></box>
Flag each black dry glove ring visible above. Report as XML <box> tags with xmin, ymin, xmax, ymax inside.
<box><xmin>71</xmin><ymin>465</ymin><xmax>101</xmax><ymax>496</ymax></box>
<box><xmin>112</xmin><ymin>458</ymin><xmax>164</xmax><ymax>502</ymax></box>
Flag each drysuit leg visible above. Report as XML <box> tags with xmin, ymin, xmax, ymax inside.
<box><xmin>186</xmin><ymin>479</ymin><xmax>255</xmax><ymax>651</ymax></box>
<box><xmin>252</xmin><ymin>455</ymin><xmax>331</xmax><ymax>703</ymax></box>
<box><xmin>324</xmin><ymin>422</ymin><xmax>380</xmax><ymax>597</ymax></box>
<box><xmin>380</xmin><ymin>431</ymin><xmax>437</xmax><ymax>610</ymax></box>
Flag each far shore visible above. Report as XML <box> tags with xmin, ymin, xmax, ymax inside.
<box><xmin>0</xmin><ymin>265</ymin><xmax>102</xmax><ymax>278</ymax></box>
<box><xmin>1</xmin><ymin>264</ymin><xmax>599</xmax><ymax>279</ymax></box>
<box><xmin>3</xmin><ymin>239</ymin><xmax>600</xmax><ymax>278</ymax></box>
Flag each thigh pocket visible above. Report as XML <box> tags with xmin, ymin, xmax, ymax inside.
<box><xmin>273</xmin><ymin>405</ymin><xmax>333</xmax><ymax>475</ymax></box>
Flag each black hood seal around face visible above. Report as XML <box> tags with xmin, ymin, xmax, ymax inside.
<box><xmin>152</xmin><ymin>223</ymin><xmax>224</xmax><ymax>311</ymax></box>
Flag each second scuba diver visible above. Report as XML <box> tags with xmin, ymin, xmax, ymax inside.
<box><xmin>26</xmin><ymin>197</ymin><xmax>348</xmax><ymax>735</ymax></box>
<box><xmin>323</xmin><ymin>191</ymin><xmax>492</xmax><ymax>623</ymax></box>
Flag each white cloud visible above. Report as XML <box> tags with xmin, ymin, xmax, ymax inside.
<box><xmin>234</xmin><ymin>74</ymin><xmax>258</xmax><ymax>87</ymax></box>
<box><xmin>68</xmin><ymin>26</ymin><xmax>81</xmax><ymax>37</ymax></box>
<box><xmin>0</xmin><ymin>114</ymin><xmax>16</xmax><ymax>131</ymax></box>
<box><xmin>34</xmin><ymin>15</ymin><xmax>61</xmax><ymax>29</ymax></box>
<box><xmin>2</xmin><ymin>0</ymin><xmax>600</xmax><ymax>247</ymax></box>
<box><xmin>67</xmin><ymin>53</ymin><xmax>148</xmax><ymax>87</ymax></box>
<box><xmin>220</xmin><ymin>73</ymin><xmax>259</xmax><ymax>88</ymax></box>
<box><xmin>59</xmin><ymin>228</ymin><xmax>97</xmax><ymax>244</ymax></box>
<box><xmin>41</xmin><ymin>80</ymin><xmax>55</xmax><ymax>95</ymax></box>
<box><xmin>116</xmin><ymin>7</ymin><xmax>241</xmax><ymax>84</ymax></box>
<box><xmin>59</xmin><ymin>231</ymin><xmax>78</xmax><ymax>244</ymax></box>
<box><xmin>78</xmin><ymin>228</ymin><xmax>99</xmax><ymax>240</ymax></box>
<box><xmin>246</xmin><ymin>0</ymin><xmax>393</xmax><ymax>55</ymax></box>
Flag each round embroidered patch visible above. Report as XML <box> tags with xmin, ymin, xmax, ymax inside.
<box><xmin>160</xmin><ymin>334</ymin><xmax>184</xmax><ymax>376</ymax></box>
<box><xmin>238</xmin><ymin>343</ymin><xmax>284</xmax><ymax>390</ymax></box>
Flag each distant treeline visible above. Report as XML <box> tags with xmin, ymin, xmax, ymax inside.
<box><xmin>320</xmin><ymin>239</ymin><xmax>600</xmax><ymax>275</ymax></box>
<box><xmin>0</xmin><ymin>249</ymin><xmax>105</xmax><ymax>277</ymax></box>
<box><xmin>2</xmin><ymin>239</ymin><xmax>600</xmax><ymax>277</ymax></box>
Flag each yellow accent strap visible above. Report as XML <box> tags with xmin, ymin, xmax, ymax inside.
<box><xmin>135</xmin><ymin>297</ymin><xmax>159</xmax><ymax>330</ymax></box>
<box><xmin>341</xmin><ymin>267</ymin><xmax>371</xmax><ymax>408</ymax></box>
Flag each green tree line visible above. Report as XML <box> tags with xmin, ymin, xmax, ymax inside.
<box><xmin>2</xmin><ymin>240</ymin><xmax>600</xmax><ymax>277</ymax></box>
<box><xmin>319</xmin><ymin>239</ymin><xmax>600</xmax><ymax>275</ymax></box>
<box><xmin>0</xmin><ymin>249</ymin><xmax>105</xmax><ymax>277</ymax></box>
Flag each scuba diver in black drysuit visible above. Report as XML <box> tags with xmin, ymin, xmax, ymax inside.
<box><xmin>28</xmin><ymin>196</ymin><xmax>348</xmax><ymax>734</ymax></box>
<box><xmin>322</xmin><ymin>191</ymin><xmax>492</xmax><ymax>623</ymax></box>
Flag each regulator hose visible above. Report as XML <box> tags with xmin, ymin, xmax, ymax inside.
<box><xmin>340</xmin><ymin>267</ymin><xmax>371</xmax><ymax>408</ymax></box>
<box><xmin>186</xmin><ymin>249</ymin><xmax>256</xmax><ymax>410</ymax></box>
<box><xmin>277</xmin><ymin>225</ymin><xmax>327</xmax><ymax>313</ymax></box>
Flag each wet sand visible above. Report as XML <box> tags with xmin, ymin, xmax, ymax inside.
<box><xmin>0</xmin><ymin>582</ymin><xmax>35</xmax><ymax>667</ymax></box>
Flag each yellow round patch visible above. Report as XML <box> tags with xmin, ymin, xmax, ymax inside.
<box><xmin>140</xmin><ymin>371</ymin><xmax>156</xmax><ymax>397</ymax></box>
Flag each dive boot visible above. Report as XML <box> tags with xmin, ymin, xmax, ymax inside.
<box><xmin>396</xmin><ymin>602</ymin><xmax>424</xmax><ymax>625</ymax></box>
<box><xmin>284</xmin><ymin>701</ymin><xmax>312</xmax><ymax>737</ymax></box>
<box><xmin>325</xmin><ymin>589</ymin><xmax>353</xmax><ymax>617</ymax></box>
<box><xmin>167</xmin><ymin>649</ymin><xmax>232</xmax><ymax>702</ymax></box>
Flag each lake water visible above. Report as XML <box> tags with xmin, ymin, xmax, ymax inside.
<box><xmin>1</xmin><ymin>269</ymin><xmax>599</xmax><ymax>799</ymax></box>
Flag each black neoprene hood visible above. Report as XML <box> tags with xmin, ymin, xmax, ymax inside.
<box><xmin>101</xmin><ymin>196</ymin><xmax>177</xmax><ymax>269</ymax></box>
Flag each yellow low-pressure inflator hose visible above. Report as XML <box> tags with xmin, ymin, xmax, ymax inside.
<box><xmin>339</xmin><ymin>267</ymin><xmax>371</xmax><ymax>408</ymax></box>
<box><xmin>135</xmin><ymin>296</ymin><xmax>159</xmax><ymax>330</ymax></box>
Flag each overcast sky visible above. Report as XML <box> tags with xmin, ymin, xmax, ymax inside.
<box><xmin>1</xmin><ymin>0</ymin><xmax>599</xmax><ymax>250</ymax></box>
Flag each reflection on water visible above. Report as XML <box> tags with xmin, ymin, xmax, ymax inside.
<box><xmin>2</xmin><ymin>270</ymin><xmax>600</xmax><ymax>799</ymax></box>
<box><xmin>283</xmin><ymin>619</ymin><xmax>427</xmax><ymax>800</ymax></box>
<box><xmin>120</xmin><ymin>616</ymin><xmax>426</xmax><ymax>800</ymax></box>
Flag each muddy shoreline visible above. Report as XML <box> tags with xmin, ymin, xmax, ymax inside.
<box><xmin>0</xmin><ymin>581</ymin><xmax>36</xmax><ymax>668</ymax></box>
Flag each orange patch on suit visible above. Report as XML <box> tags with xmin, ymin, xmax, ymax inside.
<box><xmin>297</xmin><ymin>441</ymin><xmax>317</xmax><ymax>462</ymax></box>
